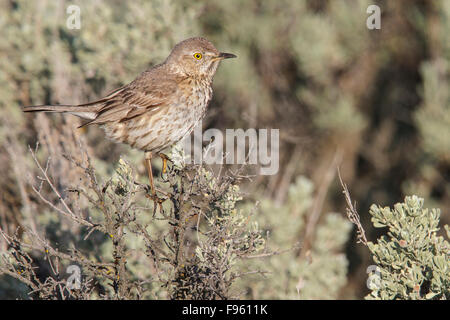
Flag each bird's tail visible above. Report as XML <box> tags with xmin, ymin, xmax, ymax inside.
<box><xmin>22</xmin><ymin>104</ymin><xmax>97</xmax><ymax>120</ymax></box>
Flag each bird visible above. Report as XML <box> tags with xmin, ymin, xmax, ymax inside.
<box><xmin>22</xmin><ymin>37</ymin><xmax>236</xmax><ymax>199</ymax></box>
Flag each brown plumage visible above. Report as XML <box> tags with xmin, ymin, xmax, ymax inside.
<box><xmin>23</xmin><ymin>37</ymin><xmax>236</xmax><ymax>197</ymax></box>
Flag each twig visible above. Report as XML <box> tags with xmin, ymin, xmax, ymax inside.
<box><xmin>338</xmin><ymin>168</ymin><xmax>368</xmax><ymax>246</ymax></box>
<box><xmin>28</xmin><ymin>145</ymin><xmax>96</xmax><ymax>229</ymax></box>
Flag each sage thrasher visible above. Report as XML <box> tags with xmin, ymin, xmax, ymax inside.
<box><xmin>23</xmin><ymin>37</ymin><xmax>236</xmax><ymax>198</ymax></box>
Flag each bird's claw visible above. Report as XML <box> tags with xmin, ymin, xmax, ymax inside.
<box><xmin>143</xmin><ymin>184</ymin><xmax>168</xmax><ymax>205</ymax></box>
<box><xmin>145</xmin><ymin>192</ymin><xmax>166</xmax><ymax>203</ymax></box>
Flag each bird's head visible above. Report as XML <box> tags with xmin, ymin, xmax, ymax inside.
<box><xmin>165</xmin><ymin>37</ymin><xmax>236</xmax><ymax>80</ymax></box>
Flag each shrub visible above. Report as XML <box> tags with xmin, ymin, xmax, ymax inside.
<box><xmin>0</xmin><ymin>141</ymin><xmax>265</xmax><ymax>299</ymax></box>
<box><xmin>366</xmin><ymin>196</ymin><xmax>449</xmax><ymax>300</ymax></box>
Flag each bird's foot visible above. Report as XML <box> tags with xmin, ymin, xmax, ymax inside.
<box><xmin>144</xmin><ymin>189</ymin><xmax>168</xmax><ymax>216</ymax></box>
<box><xmin>135</xmin><ymin>181</ymin><xmax>167</xmax><ymax>202</ymax></box>
<box><xmin>143</xmin><ymin>185</ymin><xmax>168</xmax><ymax>203</ymax></box>
<box><xmin>145</xmin><ymin>192</ymin><xmax>166</xmax><ymax>203</ymax></box>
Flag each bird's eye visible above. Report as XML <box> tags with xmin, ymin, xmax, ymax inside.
<box><xmin>193</xmin><ymin>52</ymin><xmax>203</xmax><ymax>60</ymax></box>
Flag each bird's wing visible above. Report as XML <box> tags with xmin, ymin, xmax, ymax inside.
<box><xmin>81</xmin><ymin>74</ymin><xmax>178</xmax><ymax>127</ymax></box>
<box><xmin>77</xmin><ymin>84</ymin><xmax>128</xmax><ymax>108</ymax></box>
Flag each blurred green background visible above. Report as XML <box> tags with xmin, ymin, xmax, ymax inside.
<box><xmin>0</xmin><ymin>0</ymin><xmax>448</xmax><ymax>299</ymax></box>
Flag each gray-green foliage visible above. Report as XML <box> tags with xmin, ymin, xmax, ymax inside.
<box><xmin>366</xmin><ymin>195</ymin><xmax>449</xmax><ymax>300</ymax></box>
<box><xmin>172</xmin><ymin>166</ymin><xmax>265</xmax><ymax>299</ymax></box>
<box><xmin>104</xmin><ymin>147</ymin><xmax>266</xmax><ymax>299</ymax></box>
<box><xmin>416</xmin><ymin>0</ymin><xmax>450</xmax><ymax>160</ymax></box>
<box><xmin>0</xmin><ymin>0</ymin><xmax>200</xmax><ymax>136</ymax></box>
<box><xmin>405</xmin><ymin>0</ymin><xmax>450</xmax><ymax>204</ymax></box>
<box><xmin>416</xmin><ymin>60</ymin><xmax>450</xmax><ymax>160</ymax></box>
<box><xmin>200</xmin><ymin>0</ymin><xmax>370</xmax><ymax>133</ymax></box>
<box><xmin>238</xmin><ymin>176</ymin><xmax>352</xmax><ymax>299</ymax></box>
<box><xmin>0</xmin><ymin>141</ymin><xmax>266</xmax><ymax>299</ymax></box>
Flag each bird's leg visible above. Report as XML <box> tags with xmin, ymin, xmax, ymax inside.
<box><xmin>158</xmin><ymin>153</ymin><xmax>171</xmax><ymax>174</ymax></box>
<box><xmin>144</xmin><ymin>151</ymin><xmax>157</xmax><ymax>195</ymax></box>
<box><xmin>144</xmin><ymin>151</ymin><xmax>166</xmax><ymax>207</ymax></box>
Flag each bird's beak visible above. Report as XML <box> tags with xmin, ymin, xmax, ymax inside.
<box><xmin>219</xmin><ymin>52</ymin><xmax>237</xmax><ymax>59</ymax></box>
<box><xmin>214</xmin><ymin>52</ymin><xmax>237</xmax><ymax>61</ymax></box>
